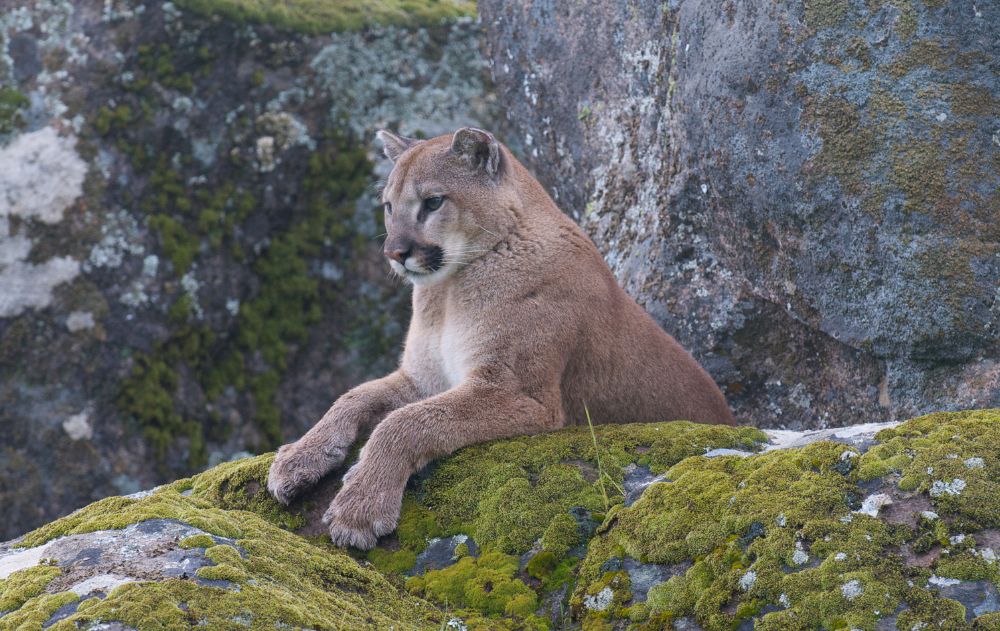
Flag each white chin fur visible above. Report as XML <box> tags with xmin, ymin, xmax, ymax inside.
<box><xmin>389</xmin><ymin>259</ymin><xmax>451</xmax><ymax>286</ymax></box>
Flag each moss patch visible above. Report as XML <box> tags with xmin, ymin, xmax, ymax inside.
<box><xmin>0</xmin><ymin>566</ymin><xmax>63</xmax><ymax>612</ymax></box>
<box><xmin>113</xmin><ymin>124</ymin><xmax>373</xmax><ymax>468</ymax></box>
<box><xmin>574</xmin><ymin>410</ymin><xmax>1000</xmax><ymax>630</ymax></box>
<box><xmin>0</xmin><ymin>87</ymin><xmax>30</xmax><ymax>135</ymax></box>
<box><xmin>13</xmin><ymin>454</ymin><xmax>441</xmax><ymax>630</ymax></box>
<box><xmin>406</xmin><ymin>551</ymin><xmax>543</xmax><ymax>625</ymax></box>
<box><xmin>419</xmin><ymin>422</ymin><xmax>767</xmax><ymax>555</ymax></box>
<box><xmin>175</xmin><ymin>0</ymin><xmax>476</xmax><ymax>34</ymax></box>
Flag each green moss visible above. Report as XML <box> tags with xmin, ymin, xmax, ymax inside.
<box><xmin>7</xmin><ymin>413</ymin><xmax>1000</xmax><ymax>629</ymax></box>
<box><xmin>178</xmin><ymin>533</ymin><xmax>215</xmax><ymax>549</ymax></box>
<box><xmin>117</xmin><ymin>323</ymin><xmax>217</xmax><ymax>469</ymax></box>
<box><xmin>0</xmin><ymin>592</ymin><xmax>78</xmax><ymax>631</ymax></box>
<box><xmin>13</xmin><ymin>455</ymin><xmax>440</xmax><ymax>629</ymax></box>
<box><xmin>365</xmin><ymin>495</ymin><xmax>443</xmax><ymax>575</ymax></box>
<box><xmin>396</xmin><ymin>495</ymin><xmax>445</xmax><ymax>550</ymax></box>
<box><xmin>148</xmin><ymin>214</ymin><xmax>199</xmax><ymax>274</ymax></box>
<box><xmin>181</xmin><ymin>453</ymin><xmax>305</xmax><ymax>529</ymax></box>
<box><xmin>137</xmin><ymin>44</ymin><xmax>193</xmax><ymax>93</ymax></box>
<box><xmin>577</xmin><ymin>571</ymin><xmax>631</xmax><ymax>624</ymax></box>
<box><xmin>196</xmin><ymin>544</ymin><xmax>251</xmax><ymax>582</ymax></box>
<box><xmin>406</xmin><ymin>551</ymin><xmax>538</xmax><ymax>621</ymax></box>
<box><xmin>20</xmin><ymin>455</ymin><xmax>292</xmax><ymax>548</ymax></box>
<box><xmin>420</xmin><ymin>422</ymin><xmax>766</xmax><ymax>555</ymax></box>
<box><xmin>92</xmin><ymin>103</ymin><xmax>133</xmax><ymax>136</ymax></box>
<box><xmin>571</xmin><ymin>410</ymin><xmax>1000</xmax><ymax>630</ymax></box>
<box><xmin>0</xmin><ymin>86</ymin><xmax>29</xmax><ymax>135</ymax></box>
<box><xmin>858</xmin><ymin>410</ymin><xmax>1000</xmax><ymax>526</ymax></box>
<box><xmin>368</xmin><ymin>547</ymin><xmax>419</xmax><ymax>575</ymax></box>
<box><xmin>541</xmin><ymin>511</ymin><xmax>580</xmax><ymax>557</ymax></box>
<box><xmin>116</xmin><ymin>133</ymin><xmax>374</xmax><ymax>466</ymax></box>
<box><xmin>174</xmin><ymin>0</ymin><xmax>476</xmax><ymax>35</ymax></box>
<box><xmin>0</xmin><ymin>566</ymin><xmax>62</xmax><ymax>612</ymax></box>
<box><xmin>96</xmin><ymin>31</ymin><xmax>378</xmax><ymax>467</ymax></box>
<box><xmin>895</xmin><ymin>588</ymin><xmax>968</xmax><ymax>630</ymax></box>
<box><xmin>526</xmin><ymin>550</ymin><xmax>558</xmax><ymax>579</ymax></box>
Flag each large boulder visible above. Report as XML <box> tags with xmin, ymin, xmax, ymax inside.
<box><xmin>0</xmin><ymin>0</ymin><xmax>494</xmax><ymax>539</ymax></box>
<box><xmin>478</xmin><ymin>0</ymin><xmax>1000</xmax><ymax>429</ymax></box>
<box><xmin>2</xmin><ymin>409</ymin><xmax>998</xmax><ymax>629</ymax></box>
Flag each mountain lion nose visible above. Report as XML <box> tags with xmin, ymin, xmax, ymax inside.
<box><xmin>385</xmin><ymin>245</ymin><xmax>411</xmax><ymax>263</ymax></box>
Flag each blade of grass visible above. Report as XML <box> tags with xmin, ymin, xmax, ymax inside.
<box><xmin>585</xmin><ymin>404</ymin><xmax>610</xmax><ymax>512</ymax></box>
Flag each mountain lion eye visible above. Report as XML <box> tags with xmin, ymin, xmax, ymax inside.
<box><xmin>424</xmin><ymin>196</ymin><xmax>444</xmax><ymax>212</ymax></box>
<box><xmin>384</xmin><ymin>202</ymin><xmax>392</xmax><ymax>214</ymax></box>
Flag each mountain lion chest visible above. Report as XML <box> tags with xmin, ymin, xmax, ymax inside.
<box><xmin>406</xmin><ymin>311</ymin><xmax>473</xmax><ymax>394</ymax></box>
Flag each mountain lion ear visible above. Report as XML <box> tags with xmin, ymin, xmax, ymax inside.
<box><xmin>376</xmin><ymin>129</ymin><xmax>419</xmax><ymax>162</ymax></box>
<box><xmin>451</xmin><ymin>127</ymin><xmax>501</xmax><ymax>178</ymax></box>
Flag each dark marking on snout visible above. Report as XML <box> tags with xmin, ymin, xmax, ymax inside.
<box><xmin>420</xmin><ymin>244</ymin><xmax>444</xmax><ymax>272</ymax></box>
<box><xmin>384</xmin><ymin>238</ymin><xmax>444</xmax><ymax>273</ymax></box>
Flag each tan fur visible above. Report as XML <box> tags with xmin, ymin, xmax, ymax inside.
<box><xmin>267</xmin><ymin>127</ymin><xmax>734</xmax><ymax>549</ymax></box>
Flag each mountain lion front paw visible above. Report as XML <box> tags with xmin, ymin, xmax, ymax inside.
<box><xmin>266</xmin><ymin>442</ymin><xmax>346</xmax><ymax>505</ymax></box>
<box><xmin>322</xmin><ymin>467</ymin><xmax>403</xmax><ymax>550</ymax></box>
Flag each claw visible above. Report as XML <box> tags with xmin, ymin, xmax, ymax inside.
<box><xmin>328</xmin><ymin>520</ymin><xmax>378</xmax><ymax>550</ymax></box>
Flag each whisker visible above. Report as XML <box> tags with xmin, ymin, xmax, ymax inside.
<box><xmin>470</xmin><ymin>222</ymin><xmax>501</xmax><ymax>239</ymax></box>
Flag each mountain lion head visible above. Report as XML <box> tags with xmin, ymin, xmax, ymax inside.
<box><xmin>376</xmin><ymin>127</ymin><xmax>511</xmax><ymax>286</ymax></box>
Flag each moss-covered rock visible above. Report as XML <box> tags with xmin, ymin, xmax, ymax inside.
<box><xmin>0</xmin><ymin>0</ymin><xmax>494</xmax><ymax>540</ymax></box>
<box><xmin>4</xmin><ymin>411</ymin><xmax>997</xmax><ymax>629</ymax></box>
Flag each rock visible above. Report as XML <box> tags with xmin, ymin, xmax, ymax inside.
<box><xmin>0</xmin><ymin>454</ymin><xmax>440</xmax><ymax>629</ymax></box>
<box><xmin>410</xmin><ymin>534</ymin><xmax>479</xmax><ymax>576</ymax></box>
<box><xmin>3</xmin><ymin>409</ymin><xmax>997</xmax><ymax>630</ymax></box>
<box><xmin>0</xmin><ymin>0</ymin><xmax>494</xmax><ymax>540</ymax></box>
<box><xmin>479</xmin><ymin>0</ymin><xmax>1000</xmax><ymax>429</ymax></box>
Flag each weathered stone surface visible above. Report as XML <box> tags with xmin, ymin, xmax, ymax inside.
<box><xmin>0</xmin><ymin>0</ymin><xmax>493</xmax><ymax>540</ymax></box>
<box><xmin>479</xmin><ymin>0</ymin><xmax>1000</xmax><ymax>430</ymax></box>
<box><xmin>2</xmin><ymin>410</ymin><xmax>997</xmax><ymax>630</ymax></box>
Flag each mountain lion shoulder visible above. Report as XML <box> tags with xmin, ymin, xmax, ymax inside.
<box><xmin>267</xmin><ymin>127</ymin><xmax>734</xmax><ymax>549</ymax></box>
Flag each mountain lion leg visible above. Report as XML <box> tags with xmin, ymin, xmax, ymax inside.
<box><xmin>267</xmin><ymin>370</ymin><xmax>420</xmax><ymax>505</ymax></box>
<box><xmin>323</xmin><ymin>378</ymin><xmax>561</xmax><ymax>549</ymax></box>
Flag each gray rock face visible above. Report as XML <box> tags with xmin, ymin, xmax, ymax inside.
<box><xmin>0</xmin><ymin>1</ymin><xmax>494</xmax><ymax>539</ymax></box>
<box><xmin>479</xmin><ymin>0</ymin><xmax>999</xmax><ymax>429</ymax></box>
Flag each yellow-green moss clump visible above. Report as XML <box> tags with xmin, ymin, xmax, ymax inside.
<box><xmin>420</xmin><ymin>421</ymin><xmax>767</xmax><ymax>555</ymax></box>
<box><xmin>174</xmin><ymin>0</ymin><xmax>476</xmax><ymax>34</ymax></box>
<box><xmin>8</xmin><ymin>454</ymin><xmax>441</xmax><ymax>630</ymax></box>
<box><xmin>573</xmin><ymin>410</ymin><xmax>1000</xmax><ymax>630</ymax></box>
<box><xmin>407</xmin><ymin>552</ymin><xmax>540</xmax><ymax>619</ymax></box>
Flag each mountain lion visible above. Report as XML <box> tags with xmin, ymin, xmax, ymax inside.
<box><xmin>267</xmin><ymin>127</ymin><xmax>734</xmax><ymax>549</ymax></box>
